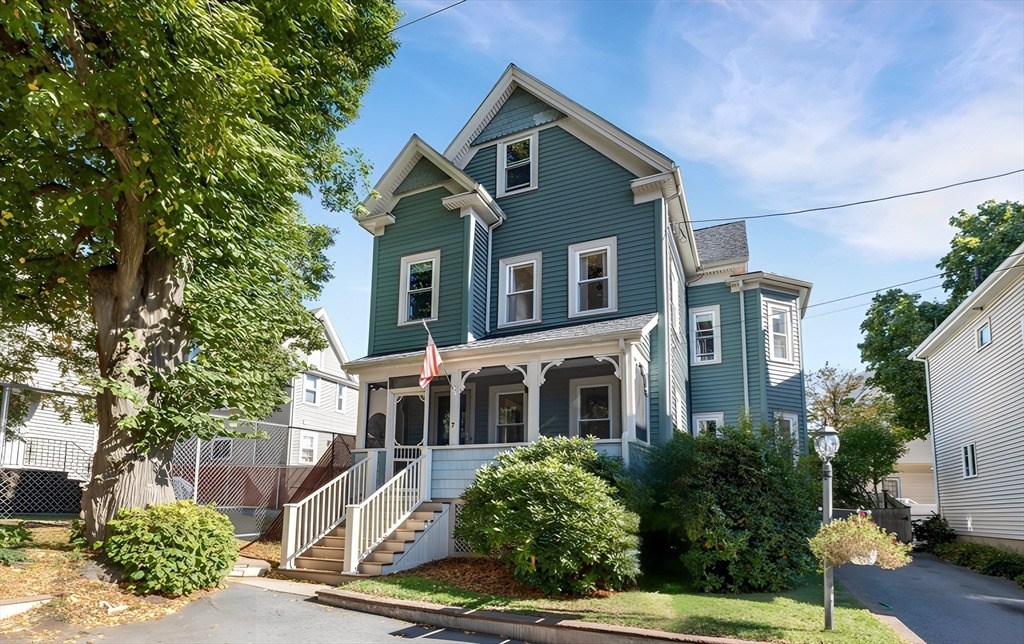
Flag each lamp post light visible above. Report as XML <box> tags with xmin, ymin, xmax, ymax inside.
<box><xmin>814</xmin><ymin>425</ymin><xmax>840</xmax><ymax>631</ymax></box>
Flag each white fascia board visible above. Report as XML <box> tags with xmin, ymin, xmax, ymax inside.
<box><xmin>728</xmin><ymin>271</ymin><xmax>814</xmax><ymax>318</ymax></box>
<box><xmin>312</xmin><ymin>308</ymin><xmax>351</xmax><ymax>366</ymax></box>
<box><xmin>444</xmin><ymin>65</ymin><xmax>673</xmax><ymax>175</ymax></box>
<box><xmin>910</xmin><ymin>242</ymin><xmax>1024</xmax><ymax>361</ymax></box>
<box><xmin>632</xmin><ymin>170</ymin><xmax>699</xmax><ymax>278</ymax></box>
<box><xmin>441</xmin><ymin>185</ymin><xmax>506</xmax><ymax>225</ymax></box>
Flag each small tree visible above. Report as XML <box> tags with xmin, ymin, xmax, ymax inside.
<box><xmin>806</xmin><ymin>364</ymin><xmax>868</xmax><ymax>430</ymax></box>
<box><xmin>827</xmin><ymin>419</ymin><xmax>908</xmax><ymax>508</ymax></box>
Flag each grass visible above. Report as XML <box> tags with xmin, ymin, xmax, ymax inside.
<box><xmin>346</xmin><ymin>565</ymin><xmax>903</xmax><ymax>644</ymax></box>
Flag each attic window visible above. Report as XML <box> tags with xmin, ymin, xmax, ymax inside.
<box><xmin>497</xmin><ymin>132</ymin><xmax>538</xmax><ymax>197</ymax></box>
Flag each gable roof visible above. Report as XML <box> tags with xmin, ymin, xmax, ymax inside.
<box><xmin>311</xmin><ymin>307</ymin><xmax>350</xmax><ymax>366</ymax></box>
<box><xmin>472</xmin><ymin>87</ymin><xmax>566</xmax><ymax>146</ymax></box>
<box><xmin>910</xmin><ymin>242</ymin><xmax>1024</xmax><ymax>361</ymax></box>
<box><xmin>355</xmin><ymin>135</ymin><xmax>505</xmax><ymax>235</ymax></box>
<box><xmin>694</xmin><ymin>221</ymin><xmax>749</xmax><ymax>267</ymax></box>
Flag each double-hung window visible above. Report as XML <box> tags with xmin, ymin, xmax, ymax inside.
<box><xmin>570</xmin><ymin>376</ymin><xmax>619</xmax><ymax>440</ymax></box>
<box><xmin>304</xmin><ymin>374</ymin><xmax>319</xmax><ymax>404</ymax></box>
<box><xmin>774</xmin><ymin>411</ymin><xmax>800</xmax><ymax>459</ymax></box>
<box><xmin>491</xmin><ymin>387</ymin><xmax>526</xmax><ymax>443</ymax></box>
<box><xmin>336</xmin><ymin>385</ymin><xmax>346</xmax><ymax>412</ymax></box>
<box><xmin>962</xmin><ymin>443</ymin><xmax>978</xmax><ymax>478</ymax></box>
<box><xmin>568</xmin><ymin>237</ymin><xmax>617</xmax><ymax>318</ymax></box>
<box><xmin>399</xmin><ymin>250</ymin><xmax>440</xmax><ymax>325</ymax></box>
<box><xmin>769</xmin><ymin>304</ymin><xmax>794</xmax><ymax>362</ymax></box>
<box><xmin>299</xmin><ymin>431</ymin><xmax>316</xmax><ymax>465</ymax></box>
<box><xmin>497</xmin><ymin>132</ymin><xmax>537</xmax><ymax>197</ymax></box>
<box><xmin>690</xmin><ymin>305</ymin><xmax>721</xmax><ymax>365</ymax></box>
<box><xmin>498</xmin><ymin>252</ymin><xmax>541</xmax><ymax>327</ymax></box>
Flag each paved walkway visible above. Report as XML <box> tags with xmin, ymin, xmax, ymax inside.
<box><xmin>83</xmin><ymin>582</ymin><xmax>518</xmax><ymax>644</ymax></box>
<box><xmin>837</xmin><ymin>552</ymin><xmax>1024</xmax><ymax>644</ymax></box>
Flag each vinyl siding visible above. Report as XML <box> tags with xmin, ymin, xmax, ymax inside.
<box><xmin>394</xmin><ymin>156</ymin><xmax>449</xmax><ymax>195</ymax></box>
<box><xmin>468</xmin><ymin>370</ymin><xmax>525</xmax><ymax>444</ymax></box>
<box><xmin>470</xmin><ymin>219</ymin><xmax>489</xmax><ymax>339</ymax></box>
<box><xmin>290</xmin><ymin>378</ymin><xmax>357</xmax><ymax>436</ymax></box>
<box><xmin>687</xmin><ymin>283</ymin><xmax>747</xmax><ymax>428</ymax></box>
<box><xmin>472</xmin><ymin>87</ymin><xmax>565</xmax><ymax>146</ymax></box>
<box><xmin>370</xmin><ymin>187</ymin><xmax>465</xmax><ymax>354</ymax></box>
<box><xmin>538</xmin><ymin>362</ymin><xmax>617</xmax><ymax>438</ymax></box>
<box><xmin>464</xmin><ymin>126</ymin><xmax>659</xmax><ymax>335</ymax></box>
<box><xmin>927</xmin><ymin>277</ymin><xmax>1024</xmax><ymax>542</ymax></box>
<box><xmin>762</xmin><ymin>289</ymin><xmax>807</xmax><ymax>448</ymax></box>
<box><xmin>667</xmin><ymin>255</ymin><xmax>688</xmax><ymax>433</ymax></box>
<box><xmin>649</xmin><ymin>328</ymin><xmax>663</xmax><ymax>443</ymax></box>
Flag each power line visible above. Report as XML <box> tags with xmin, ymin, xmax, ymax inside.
<box><xmin>803</xmin><ymin>285</ymin><xmax>945</xmax><ymax>320</ymax></box>
<box><xmin>390</xmin><ymin>0</ymin><xmax>468</xmax><ymax>33</ymax></box>
<box><xmin>672</xmin><ymin>169</ymin><xmax>1024</xmax><ymax>226</ymax></box>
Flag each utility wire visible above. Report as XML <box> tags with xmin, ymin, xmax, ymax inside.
<box><xmin>672</xmin><ymin>169</ymin><xmax>1024</xmax><ymax>226</ymax></box>
<box><xmin>390</xmin><ymin>0</ymin><xmax>468</xmax><ymax>33</ymax></box>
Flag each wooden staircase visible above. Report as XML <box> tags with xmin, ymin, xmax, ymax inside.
<box><xmin>280</xmin><ymin>502</ymin><xmax>447</xmax><ymax>585</ymax></box>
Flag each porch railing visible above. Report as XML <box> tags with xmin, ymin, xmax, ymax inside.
<box><xmin>280</xmin><ymin>455</ymin><xmax>374</xmax><ymax>570</ymax></box>
<box><xmin>344</xmin><ymin>451</ymin><xmax>431</xmax><ymax>574</ymax></box>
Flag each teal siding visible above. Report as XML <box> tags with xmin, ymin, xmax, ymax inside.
<box><xmin>472</xmin><ymin>87</ymin><xmax>565</xmax><ymax>145</ymax></box>
<box><xmin>668</xmin><ymin>258</ymin><xmax>688</xmax><ymax>434</ymax></box>
<box><xmin>465</xmin><ymin>144</ymin><xmax>497</xmax><ymax>200</ymax></box>
<box><xmin>469</xmin><ymin>370</ymin><xmax>524</xmax><ymax>444</ymax></box>
<box><xmin>761</xmin><ymin>288</ymin><xmax>807</xmax><ymax>450</ymax></box>
<box><xmin>687</xmin><ymin>283</ymin><xmax>747</xmax><ymax>428</ymax></box>
<box><xmin>370</xmin><ymin>187</ymin><xmax>465</xmax><ymax>355</ymax></box>
<box><xmin>466</xmin><ymin>126</ymin><xmax>658</xmax><ymax>333</ymax></box>
<box><xmin>394</xmin><ymin>156</ymin><xmax>449</xmax><ymax>195</ymax></box>
<box><xmin>538</xmin><ymin>362</ymin><xmax>617</xmax><ymax>438</ymax></box>
<box><xmin>470</xmin><ymin>220</ymin><xmax>489</xmax><ymax>339</ymax></box>
<box><xmin>745</xmin><ymin>287</ymin><xmax>766</xmax><ymax>422</ymax></box>
<box><xmin>649</xmin><ymin>328</ymin><xmax>662</xmax><ymax>443</ymax></box>
<box><xmin>430</xmin><ymin>446</ymin><xmax>507</xmax><ymax>499</ymax></box>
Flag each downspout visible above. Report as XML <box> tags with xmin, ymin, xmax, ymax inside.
<box><xmin>738</xmin><ymin>280</ymin><xmax>750</xmax><ymax>414</ymax></box>
<box><xmin>486</xmin><ymin>217</ymin><xmax>502</xmax><ymax>335</ymax></box>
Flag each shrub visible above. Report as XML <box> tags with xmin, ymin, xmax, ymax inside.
<box><xmin>0</xmin><ymin>522</ymin><xmax>31</xmax><ymax>548</ymax></box>
<box><xmin>809</xmin><ymin>513</ymin><xmax>912</xmax><ymax>570</ymax></box>
<box><xmin>0</xmin><ymin>547</ymin><xmax>30</xmax><ymax>565</ymax></box>
<box><xmin>456</xmin><ymin>437</ymin><xmax>640</xmax><ymax>595</ymax></box>
<box><xmin>103</xmin><ymin>501</ymin><xmax>238</xmax><ymax>596</ymax></box>
<box><xmin>933</xmin><ymin>542</ymin><xmax>1024</xmax><ymax>581</ymax></box>
<box><xmin>1015</xmin><ymin>573</ymin><xmax>1024</xmax><ymax>589</ymax></box>
<box><xmin>68</xmin><ymin>518</ymin><xmax>89</xmax><ymax>551</ymax></box>
<box><xmin>912</xmin><ymin>513</ymin><xmax>957</xmax><ymax>551</ymax></box>
<box><xmin>665</xmin><ymin>419</ymin><xmax>820</xmax><ymax>593</ymax></box>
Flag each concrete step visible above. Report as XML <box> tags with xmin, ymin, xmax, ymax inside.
<box><xmin>295</xmin><ymin>556</ymin><xmax>347</xmax><ymax>573</ymax></box>
<box><xmin>278</xmin><ymin>567</ymin><xmax>368</xmax><ymax>585</ymax></box>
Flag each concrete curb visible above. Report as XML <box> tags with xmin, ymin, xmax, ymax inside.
<box><xmin>0</xmin><ymin>594</ymin><xmax>52</xmax><ymax>621</ymax></box>
<box><xmin>316</xmin><ymin>588</ymin><xmax>763</xmax><ymax>644</ymax></box>
<box><xmin>227</xmin><ymin>576</ymin><xmax>332</xmax><ymax>598</ymax></box>
<box><xmin>836</xmin><ymin>572</ymin><xmax>926</xmax><ymax>644</ymax></box>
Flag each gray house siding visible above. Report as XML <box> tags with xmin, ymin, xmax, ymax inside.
<box><xmin>465</xmin><ymin>126</ymin><xmax>658</xmax><ymax>335</ymax></box>
<box><xmin>472</xmin><ymin>87</ymin><xmax>566</xmax><ymax>146</ymax></box>
<box><xmin>687</xmin><ymin>282</ymin><xmax>747</xmax><ymax>428</ymax></box>
<box><xmin>470</xmin><ymin>219</ymin><xmax>489</xmax><ymax>339</ymax></box>
<box><xmin>394</xmin><ymin>157</ymin><xmax>449</xmax><ymax>195</ymax></box>
<box><xmin>370</xmin><ymin>187</ymin><xmax>465</xmax><ymax>355</ymax></box>
<box><xmin>761</xmin><ymin>288</ymin><xmax>806</xmax><ymax>447</ymax></box>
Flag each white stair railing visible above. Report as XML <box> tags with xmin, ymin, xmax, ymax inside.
<box><xmin>344</xmin><ymin>452</ymin><xmax>431</xmax><ymax>573</ymax></box>
<box><xmin>280</xmin><ymin>455</ymin><xmax>375</xmax><ymax>570</ymax></box>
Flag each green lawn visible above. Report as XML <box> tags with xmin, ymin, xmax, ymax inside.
<box><xmin>346</xmin><ymin>573</ymin><xmax>903</xmax><ymax>644</ymax></box>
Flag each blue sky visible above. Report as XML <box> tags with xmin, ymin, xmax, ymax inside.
<box><xmin>301</xmin><ymin>0</ymin><xmax>1024</xmax><ymax>373</ymax></box>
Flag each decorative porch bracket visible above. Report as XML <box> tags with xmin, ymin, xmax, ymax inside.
<box><xmin>594</xmin><ymin>355</ymin><xmax>621</xmax><ymax>379</ymax></box>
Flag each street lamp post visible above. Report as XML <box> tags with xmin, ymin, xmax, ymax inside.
<box><xmin>814</xmin><ymin>425</ymin><xmax>840</xmax><ymax>631</ymax></box>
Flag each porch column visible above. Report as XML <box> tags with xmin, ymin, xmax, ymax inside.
<box><xmin>526</xmin><ymin>360</ymin><xmax>541</xmax><ymax>443</ymax></box>
<box><xmin>356</xmin><ymin>381</ymin><xmax>370</xmax><ymax>449</ymax></box>
<box><xmin>449</xmin><ymin>370</ymin><xmax>462</xmax><ymax>446</ymax></box>
<box><xmin>622</xmin><ymin>344</ymin><xmax>636</xmax><ymax>466</ymax></box>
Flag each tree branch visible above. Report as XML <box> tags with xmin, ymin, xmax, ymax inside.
<box><xmin>31</xmin><ymin>182</ymin><xmax>72</xmax><ymax>197</ymax></box>
<box><xmin>57</xmin><ymin>3</ymin><xmax>94</xmax><ymax>86</ymax></box>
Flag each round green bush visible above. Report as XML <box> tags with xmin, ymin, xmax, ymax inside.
<box><xmin>103</xmin><ymin>500</ymin><xmax>238</xmax><ymax>596</ymax></box>
<box><xmin>455</xmin><ymin>437</ymin><xmax>640</xmax><ymax>595</ymax></box>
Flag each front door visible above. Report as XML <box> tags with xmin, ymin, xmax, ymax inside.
<box><xmin>385</xmin><ymin>388</ymin><xmax>426</xmax><ymax>477</ymax></box>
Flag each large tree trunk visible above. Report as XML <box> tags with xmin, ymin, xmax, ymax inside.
<box><xmin>81</xmin><ymin>221</ymin><xmax>190</xmax><ymax>543</ymax></box>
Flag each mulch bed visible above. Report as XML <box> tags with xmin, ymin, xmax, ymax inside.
<box><xmin>392</xmin><ymin>557</ymin><xmax>550</xmax><ymax>599</ymax></box>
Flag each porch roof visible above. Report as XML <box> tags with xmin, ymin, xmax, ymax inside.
<box><xmin>346</xmin><ymin>313</ymin><xmax>658</xmax><ymax>372</ymax></box>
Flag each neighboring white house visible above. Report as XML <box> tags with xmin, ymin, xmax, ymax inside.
<box><xmin>890</xmin><ymin>436</ymin><xmax>937</xmax><ymax>518</ymax></box>
<box><xmin>910</xmin><ymin>243</ymin><xmax>1024</xmax><ymax>554</ymax></box>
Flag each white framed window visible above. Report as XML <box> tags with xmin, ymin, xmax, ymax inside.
<box><xmin>496</xmin><ymin>131</ymin><xmax>538</xmax><ymax>197</ymax></box>
<box><xmin>669</xmin><ymin>268</ymin><xmax>682</xmax><ymax>339</ymax></box>
<box><xmin>568</xmin><ymin>237</ymin><xmax>618</xmax><ymax>318</ymax></box>
<box><xmin>976</xmin><ymin>319</ymin><xmax>991</xmax><ymax>350</ymax></box>
<box><xmin>882</xmin><ymin>477</ymin><xmax>901</xmax><ymax>499</ymax></box>
<box><xmin>768</xmin><ymin>303</ymin><xmax>795</xmax><ymax>363</ymax></box>
<box><xmin>569</xmin><ymin>376</ymin><xmax>619</xmax><ymax>440</ymax></box>
<box><xmin>962</xmin><ymin>443</ymin><xmax>978</xmax><ymax>478</ymax></box>
<box><xmin>634</xmin><ymin>363</ymin><xmax>649</xmax><ymax>444</ymax></box>
<box><xmin>211</xmin><ymin>437</ymin><xmax>232</xmax><ymax>461</ymax></box>
<box><xmin>498</xmin><ymin>251</ymin><xmax>542</xmax><ymax>328</ymax></box>
<box><xmin>690</xmin><ymin>304</ymin><xmax>721</xmax><ymax>365</ymax></box>
<box><xmin>398</xmin><ymin>249</ymin><xmax>440</xmax><ymax>326</ymax></box>
<box><xmin>303</xmin><ymin>374</ymin><xmax>319</xmax><ymax>404</ymax></box>
<box><xmin>299</xmin><ymin>431</ymin><xmax>317</xmax><ymax>465</ymax></box>
<box><xmin>693</xmin><ymin>412</ymin><xmax>725</xmax><ymax>436</ymax></box>
<box><xmin>489</xmin><ymin>385</ymin><xmax>526</xmax><ymax>444</ymax></box>
<box><xmin>336</xmin><ymin>384</ymin><xmax>346</xmax><ymax>412</ymax></box>
<box><xmin>774</xmin><ymin>411</ymin><xmax>800</xmax><ymax>459</ymax></box>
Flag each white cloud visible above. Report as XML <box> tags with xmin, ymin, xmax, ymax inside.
<box><xmin>642</xmin><ymin>1</ymin><xmax>1024</xmax><ymax>259</ymax></box>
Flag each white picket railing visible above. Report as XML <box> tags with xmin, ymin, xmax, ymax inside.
<box><xmin>280</xmin><ymin>455</ymin><xmax>375</xmax><ymax>570</ymax></box>
<box><xmin>344</xmin><ymin>451</ymin><xmax>431</xmax><ymax>573</ymax></box>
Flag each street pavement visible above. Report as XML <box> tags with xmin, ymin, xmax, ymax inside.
<box><xmin>837</xmin><ymin>551</ymin><xmax>1024</xmax><ymax>644</ymax></box>
<box><xmin>82</xmin><ymin>582</ymin><xmax>518</xmax><ymax>644</ymax></box>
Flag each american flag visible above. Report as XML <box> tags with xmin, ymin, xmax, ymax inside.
<box><xmin>419</xmin><ymin>322</ymin><xmax>443</xmax><ymax>388</ymax></box>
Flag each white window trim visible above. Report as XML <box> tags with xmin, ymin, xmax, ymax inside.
<box><xmin>568</xmin><ymin>236</ymin><xmax>618</xmax><ymax>318</ymax></box>
<box><xmin>774</xmin><ymin>410</ymin><xmax>801</xmax><ymax>459</ymax></box>
<box><xmin>398</xmin><ymin>249</ymin><xmax>441</xmax><ymax>326</ymax></box>
<box><xmin>210</xmin><ymin>437</ymin><xmax>232</xmax><ymax>461</ymax></box>
<box><xmin>692</xmin><ymin>412</ymin><xmax>725</xmax><ymax>436</ymax></box>
<box><xmin>883</xmin><ymin>477</ymin><xmax>902</xmax><ymax>499</ymax></box>
<box><xmin>303</xmin><ymin>373</ymin><xmax>319</xmax><ymax>405</ymax></box>
<box><xmin>634</xmin><ymin>361</ymin><xmax>650</xmax><ymax>444</ymax></box>
<box><xmin>336</xmin><ymin>383</ymin><xmax>346</xmax><ymax>413</ymax></box>
<box><xmin>495</xmin><ymin>131</ymin><xmax>539</xmax><ymax>198</ymax></box>
<box><xmin>962</xmin><ymin>442</ymin><xmax>978</xmax><ymax>479</ymax></box>
<box><xmin>690</xmin><ymin>304</ymin><xmax>722</xmax><ymax>366</ymax></box>
<box><xmin>669</xmin><ymin>267</ymin><xmax>682</xmax><ymax>340</ymax></box>
<box><xmin>299</xmin><ymin>430</ymin><xmax>317</xmax><ymax>465</ymax></box>
<box><xmin>766</xmin><ymin>300</ymin><xmax>797</xmax><ymax>365</ymax></box>
<box><xmin>497</xmin><ymin>251</ymin><xmax>542</xmax><ymax>328</ymax></box>
<box><xmin>568</xmin><ymin>375</ymin><xmax>620</xmax><ymax>440</ymax></box>
<box><xmin>975</xmin><ymin>318</ymin><xmax>992</xmax><ymax>351</ymax></box>
<box><xmin>429</xmin><ymin>383</ymin><xmax>476</xmax><ymax>446</ymax></box>
<box><xmin>488</xmin><ymin>384</ymin><xmax>527</xmax><ymax>444</ymax></box>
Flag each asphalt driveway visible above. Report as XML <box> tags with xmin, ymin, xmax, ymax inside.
<box><xmin>837</xmin><ymin>552</ymin><xmax>1024</xmax><ymax>644</ymax></box>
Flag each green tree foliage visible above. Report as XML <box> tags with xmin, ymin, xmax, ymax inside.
<box><xmin>455</xmin><ymin>437</ymin><xmax>641</xmax><ymax>595</ymax></box>
<box><xmin>938</xmin><ymin>200</ymin><xmax>1024</xmax><ymax>307</ymax></box>
<box><xmin>103</xmin><ymin>501</ymin><xmax>238</xmax><ymax>596</ymax></box>
<box><xmin>805</xmin><ymin>364</ymin><xmax>869</xmax><ymax>430</ymax></box>
<box><xmin>0</xmin><ymin>1</ymin><xmax>400</xmax><ymax>541</ymax></box>
<box><xmin>818</xmin><ymin>418</ymin><xmax>908</xmax><ymax>509</ymax></box>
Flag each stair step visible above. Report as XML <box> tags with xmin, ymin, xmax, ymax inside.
<box><xmin>365</xmin><ymin>551</ymin><xmax>396</xmax><ymax>564</ymax></box>
<box><xmin>393</xmin><ymin>529</ymin><xmax>417</xmax><ymax>541</ymax></box>
<box><xmin>358</xmin><ymin>561</ymin><xmax>384</xmax><ymax>576</ymax></box>
<box><xmin>377</xmin><ymin>540</ymin><xmax>410</xmax><ymax>553</ymax></box>
<box><xmin>418</xmin><ymin>502</ymin><xmax>445</xmax><ymax>513</ymax></box>
<box><xmin>306</xmin><ymin>545</ymin><xmax>345</xmax><ymax>559</ymax></box>
<box><xmin>279</xmin><ymin>567</ymin><xmax>369</xmax><ymax>585</ymax></box>
<box><xmin>409</xmin><ymin>511</ymin><xmax>438</xmax><ymax>521</ymax></box>
<box><xmin>401</xmin><ymin>519</ymin><xmax>429</xmax><ymax>531</ymax></box>
<box><xmin>319</xmin><ymin>536</ymin><xmax>345</xmax><ymax>548</ymax></box>
<box><xmin>328</xmin><ymin>526</ymin><xmax>346</xmax><ymax>537</ymax></box>
<box><xmin>295</xmin><ymin>556</ymin><xmax>347</xmax><ymax>573</ymax></box>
